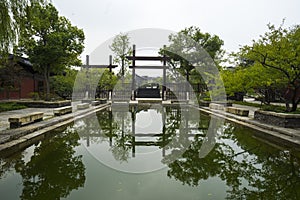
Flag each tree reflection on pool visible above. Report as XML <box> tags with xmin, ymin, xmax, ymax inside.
<box><xmin>0</xmin><ymin>105</ymin><xmax>300</xmax><ymax>200</ymax></box>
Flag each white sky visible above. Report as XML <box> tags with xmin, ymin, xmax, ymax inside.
<box><xmin>52</xmin><ymin>0</ymin><xmax>300</xmax><ymax>64</ymax></box>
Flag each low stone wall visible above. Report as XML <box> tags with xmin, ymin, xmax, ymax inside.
<box><xmin>136</xmin><ymin>88</ymin><xmax>160</xmax><ymax>98</ymax></box>
<box><xmin>17</xmin><ymin>100</ymin><xmax>71</xmax><ymax>108</ymax></box>
<box><xmin>254</xmin><ymin>110</ymin><xmax>300</xmax><ymax>128</ymax></box>
<box><xmin>211</xmin><ymin>101</ymin><xmax>232</xmax><ymax>107</ymax></box>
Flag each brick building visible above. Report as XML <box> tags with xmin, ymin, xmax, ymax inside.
<box><xmin>0</xmin><ymin>55</ymin><xmax>44</xmax><ymax>100</ymax></box>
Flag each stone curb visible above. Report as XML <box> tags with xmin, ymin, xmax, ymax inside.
<box><xmin>194</xmin><ymin>106</ymin><xmax>300</xmax><ymax>148</ymax></box>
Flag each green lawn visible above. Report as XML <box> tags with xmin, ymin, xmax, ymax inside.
<box><xmin>0</xmin><ymin>102</ymin><xmax>27</xmax><ymax>112</ymax></box>
<box><xmin>233</xmin><ymin>101</ymin><xmax>300</xmax><ymax>114</ymax></box>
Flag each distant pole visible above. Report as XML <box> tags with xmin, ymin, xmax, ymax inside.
<box><xmin>85</xmin><ymin>55</ymin><xmax>90</xmax><ymax>99</ymax></box>
<box><xmin>186</xmin><ymin>71</ymin><xmax>189</xmax><ymax>101</ymax></box>
<box><xmin>109</xmin><ymin>55</ymin><xmax>112</xmax><ymax>73</ymax></box>
<box><xmin>131</xmin><ymin>45</ymin><xmax>136</xmax><ymax>100</ymax></box>
<box><xmin>109</xmin><ymin>55</ymin><xmax>112</xmax><ymax>100</ymax></box>
<box><xmin>162</xmin><ymin>45</ymin><xmax>167</xmax><ymax>101</ymax></box>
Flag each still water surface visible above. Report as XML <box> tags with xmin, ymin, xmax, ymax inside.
<box><xmin>0</xmin><ymin>105</ymin><xmax>300</xmax><ymax>199</ymax></box>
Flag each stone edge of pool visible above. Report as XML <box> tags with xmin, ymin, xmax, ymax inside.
<box><xmin>0</xmin><ymin>103</ymin><xmax>111</xmax><ymax>157</ymax></box>
<box><xmin>193</xmin><ymin>105</ymin><xmax>300</xmax><ymax>150</ymax></box>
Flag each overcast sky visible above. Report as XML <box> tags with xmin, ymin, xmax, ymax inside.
<box><xmin>52</xmin><ymin>0</ymin><xmax>300</xmax><ymax>63</ymax></box>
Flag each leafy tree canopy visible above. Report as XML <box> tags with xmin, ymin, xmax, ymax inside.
<box><xmin>161</xmin><ymin>26</ymin><xmax>224</xmax><ymax>76</ymax></box>
<box><xmin>161</xmin><ymin>26</ymin><xmax>225</xmax><ymax>101</ymax></box>
<box><xmin>237</xmin><ymin>22</ymin><xmax>300</xmax><ymax>111</ymax></box>
<box><xmin>17</xmin><ymin>3</ymin><xmax>85</xmax><ymax>100</ymax></box>
<box><xmin>239</xmin><ymin>22</ymin><xmax>300</xmax><ymax>85</ymax></box>
<box><xmin>109</xmin><ymin>33</ymin><xmax>132</xmax><ymax>77</ymax></box>
<box><xmin>0</xmin><ymin>0</ymin><xmax>47</xmax><ymax>54</ymax></box>
<box><xmin>50</xmin><ymin>68</ymin><xmax>78</xmax><ymax>99</ymax></box>
<box><xmin>221</xmin><ymin>64</ymin><xmax>285</xmax><ymax>97</ymax></box>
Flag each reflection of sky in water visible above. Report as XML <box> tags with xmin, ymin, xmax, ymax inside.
<box><xmin>87</xmin><ymin>141</ymin><xmax>165</xmax><ymax>173</ymax></box>
<box><xmin>135</xmin><ymin>109</ymin><xmax>162</xmax><ymax>133</ymax></box>
<box><xmin>82</xmin><ymin>107</ymin><xmax>167</xmax><ymax>173</ymax></box>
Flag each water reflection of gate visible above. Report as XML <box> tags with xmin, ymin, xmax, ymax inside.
<box><xmin>81</xmin><ymin>105</ymin><xmax>209</xmax><ymax>161</ymax></box>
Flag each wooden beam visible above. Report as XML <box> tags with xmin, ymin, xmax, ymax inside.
<box><xmin>80</xmin><ymin>132</ymin><xmax>206</xmax><ymax>137</ymax></box>
<box><xmin>126</xmin><ymin>56</ymin><xmax>170</xmax><ymax>61</ymax></box>
<box><xmin>82</xmin><ymin>65</ymin><xmax>117</xmax><ymax>68</ymax></box>
<box><xmin>129</xmin><ymin>65</ymin><xmax>166</xmax><ymax>69</ymax></box>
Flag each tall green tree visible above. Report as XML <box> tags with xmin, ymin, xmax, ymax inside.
<box><xmin>98</xmin><ymin>69</ymin><xmax>118</xmax><ymax>93</ymax></box>
<box><xmin>50</xmin><ymin>68</ymin><xmax>78</xmax><ymax>99</ymax></box>
<box><xmin>0</xmin><ymin>0</ymin><xmax>47</xmax><ymax>54</ymax></box>
<box><xmin>239</xmin><ymin>23</ymin><xmax>300</xmax><ymax>111</ymax></box>
<box><xmin>161</xmin><ymin>26</ymin><xmax>224</xmax><ymax>83</ymax></box>
<box><xmin>109</xmin><ymin>33</ymin><xmax>132</xmax><ymax>77</ymax></box>
<box><xmin>221</xmin><ymin>64</ymin><xmax>285</xmax><ymax>102</ymax></box>
<box><xmin>17</xmin><ymin>3</ymin><xmax>85</xmax><ymax>100</ymax></box>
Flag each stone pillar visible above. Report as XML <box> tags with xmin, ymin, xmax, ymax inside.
<box><xmin>131</xmin><ymin>45</ymin><xmax>136</xmax><ymax>100</ymax></box>
<box><xmin>162</xmin><ymin>46</ymin><xmax>167</xmax><ymax>101</ymax></box>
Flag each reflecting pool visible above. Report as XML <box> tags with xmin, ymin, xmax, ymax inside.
<box><xmin>0</xmin><ymin>105</ymin><xmax>300</xmax><ymax>200</ymax></box>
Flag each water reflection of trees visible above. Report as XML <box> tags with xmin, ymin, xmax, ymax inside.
<box><xmin>0</xmin><ymin>152</ymin><xmax>23</xmax><ymax>179</ymax></box>
<box><xmin>78</xmin><ymin>105</ymin><xmax>300</xmax><ymax>199</ymax></box>
<box><xmin>99</xmin><ymin>107</ymin><xmax>133</xmax><ymax>162</ymax></box>
<box><xmin>228</xmin><ymin>127</ymin><xmax>300</xmax><ymax>199</ymax></box>
<box><xmin>13</xmin><ymin>127</ymin><xmax>86</xmax><ymax>200</ymax></box>
<box><xmin>159</xmin><ymin>106</ymin><xmax>203</xmax><ymax>162</ymax></box>
<box><xmin>164</xmin><ymin>120</ymin><xmax>300</xmax><ymax>199</ymax></box>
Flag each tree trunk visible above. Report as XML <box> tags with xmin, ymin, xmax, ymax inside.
<box><xmin>121</xmin><ymin>59</ymin><xmax>124</xmax><ymax>77</ymax></box>
<box><xmin>291</xmin><ymin>101</ymin><xmax>298</xmax><ymax>112</ymax></box>
<box><xmin>285</xmin><ymin>100</ymin><xmax>291</xmax><ymax>112</ymax></box>
<box><xmin>288</xmin><ymin>87</ymin><xmax>299</xmax><ymax>112</ymax></box>
<box><xmin>186</xmin><ymin>70</ymin><xmax>190</xmax><ymax>101</ymax></box>
<box><xmin>44</xmin><ymin>65</ymin><xmax>50</xmax><ymax>101</ymax></box>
